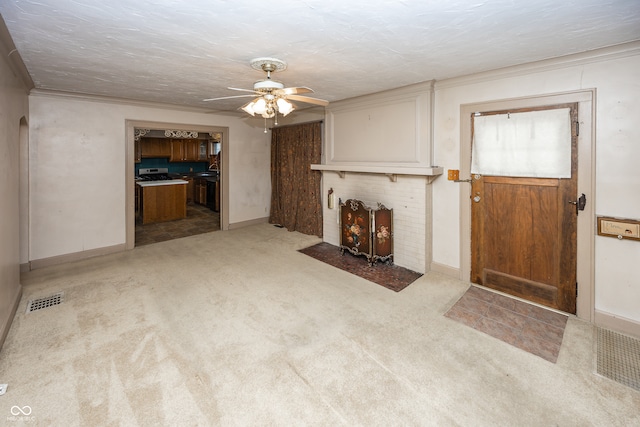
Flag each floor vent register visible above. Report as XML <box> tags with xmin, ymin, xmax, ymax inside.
<box><xmin>597</xmin><ymin>327</ymin><xmax>640</xmax><ymax>392</ymax></box>
<box><xmin>26</xmin><ymin>292</ymin><xmax>64</xmax><ymax>313</ymax></box>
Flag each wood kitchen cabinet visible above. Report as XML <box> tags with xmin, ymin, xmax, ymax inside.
<box><xmin>185</xmin><ymin>177</ymin><xmax>194</xmax><ymax>204</ymax></box>
<box><xmin>170</xmin><ymin>139</ymin><xmax>184</xmax><ymax>162</ymax></box>
<box><xmin>138</xmin><ymin>182</ymin><xmax>187</xmax><ymax>224</ymax></box>
<box><xmin>194</xmin><ymin>178</ymin><xmax>207</xmax><ymax>205</ymax></box>
<box><xmin>140</xmin><ymin>137</ymin><xmax>170</xmax><ymax>158</ymax></box>
<box><xmin>170</xmin><ymin>139</ymin><xmax>207</xmax><ymax>162</ymax></box>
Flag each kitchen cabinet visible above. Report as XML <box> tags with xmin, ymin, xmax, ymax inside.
<box><xmin>174</xmin><ymin>174</ymin><xmax>195</xmax><ymax>204</ymax></box>
<box><xmin>194</xmin><ymin>178</ymin><xmax>207</xmax><ymax>205</ymax></box>
<box><xmin>140</xmin><ymin>137</ymin><xmax>171</xmax><ymax>158</ymax></box>
<box><xmin>170</xmin><ymin>139</ymin><xmax>207</xmax><ymax>162</ymax></box>
<box><xmin>198</xmin><ymin>140</ymin><xmax>208</xmax><ymax>161</ymax></box>
<box><xmin>185</xmin><ymin>177</ymin><xmax>194</xmax><ymax>204</ymax></box>
<box><xmin>137</xmin><ymin>181</ymin><xmax>187</xmax><ymax>224</ymax></box>
<box><xmin>207</xmin><ymin>179</ymin><xmax>220</xmax><ymax>212</ymax></box>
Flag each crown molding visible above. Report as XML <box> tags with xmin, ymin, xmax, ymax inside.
<box><xmin>28</xmin><ymin>88</ymin><xmax>243</xmax><ymax>116</ymax></box>
<box><xmin>435</xmin><ymin>41</ymin><xmax>640</xmax><ymax>90</ymax></box>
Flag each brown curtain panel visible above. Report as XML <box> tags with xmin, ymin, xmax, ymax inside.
<box><xmin>269</xmin><ymin>121</ymin><xmax>323</xmax><ymax>237</ymax></box>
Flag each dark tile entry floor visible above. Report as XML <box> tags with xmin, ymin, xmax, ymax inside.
<box><xmin>135</xmin><ymin>204</ymin><xmax>220</xmax><ymax>246</ymax></box>
<box><xmin>299</xmin><ymin>242</ymin><xmax>423</xmax><ymax>292</ymax></box>
<box><xmin>445</xmin><ymin>286</ymin><xmax>568</xmax><ymax>363</ymax></box>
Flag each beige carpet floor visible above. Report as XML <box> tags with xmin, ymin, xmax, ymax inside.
<box><xmin>1</xmin><ymin>224</ymin><xmax>639</xmax><ymax>425</ymax></box>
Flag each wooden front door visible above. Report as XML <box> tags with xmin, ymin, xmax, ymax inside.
<box><xmin>470</xmin><ymin>104</ymin><xmax>578</xmax><ymax>314</ymax></box>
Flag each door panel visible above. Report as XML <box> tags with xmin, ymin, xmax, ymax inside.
<box><xmin>471</xmin><ymin>104</ymin><xmax>578</xmax><ymax>313</ymax></box>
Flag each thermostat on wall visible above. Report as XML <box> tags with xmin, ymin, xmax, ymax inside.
<box><xmin>597</xmin><ymin>216</ymin><xmax>640</xmax><ymax>241</ymax></box>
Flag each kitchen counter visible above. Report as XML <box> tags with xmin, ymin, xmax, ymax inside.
<box><xmin>136</xmin><ymin>179</ymin><xmax>188</xmax><ymax>187</ymax></box>
<box><xmin>137</xmin><ymin>180</ymin><xmax>187</xmax><ymax>224</ymax></box>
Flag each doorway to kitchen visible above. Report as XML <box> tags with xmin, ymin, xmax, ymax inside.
<box><xmin>125</xmin><ymin>120</ymin><xmax>229</xmax><ymax>250</ymax></box>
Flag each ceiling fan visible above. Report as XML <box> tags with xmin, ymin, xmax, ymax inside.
<box><xmin>203</xmin><ymin>57</ymin><xmax>328</xmax><ymax>124</ymax></box>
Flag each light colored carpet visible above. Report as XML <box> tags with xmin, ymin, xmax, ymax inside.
<box><xmin>1</xmin><ymin>224</ymin><xmax>639</xmax><ymax>425</ymax></box>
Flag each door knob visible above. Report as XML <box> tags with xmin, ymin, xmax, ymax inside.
<box><xmin>568</xmin><ymin>193</ymin><xmax>586</xmax><ymax>214</ymax></box>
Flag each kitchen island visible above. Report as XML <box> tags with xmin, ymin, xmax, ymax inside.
<box><xmin>137</xmin><ymin>179</ymin><xmax>188</xmax><ymax>224</ymax></box>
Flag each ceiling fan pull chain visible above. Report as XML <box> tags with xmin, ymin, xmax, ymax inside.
<box><xmin>264</xmin><ymin>117</ymin><xmax>268</xmax><ymax>133</ymax></box>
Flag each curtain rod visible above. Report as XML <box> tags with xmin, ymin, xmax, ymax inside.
<box><xmin>270</xmin><ymin>119</ymin><xmax>323</xmax><ymax>130</ymax></box>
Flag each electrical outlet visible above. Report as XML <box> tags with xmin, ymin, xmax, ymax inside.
<box><xmin>0</xmin><ymin>384</ymin><xmax>7</xmax><ymax>395</ymax></box>
<box><xmin>448</xmin><ymin>169</ymin><xmax>460</xmax><ymax>181</ymax></box>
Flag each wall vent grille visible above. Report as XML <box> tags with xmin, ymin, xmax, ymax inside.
<box><xmin>26</xmin><ymin>292</ymin><xmax>64</xmax><ymax>313</ymax></box>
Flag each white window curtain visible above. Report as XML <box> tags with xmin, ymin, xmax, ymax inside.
<box><xmin>471</xmin><ymin>108</ymin><xmax>572</xmax><ymax>178</ymax></box>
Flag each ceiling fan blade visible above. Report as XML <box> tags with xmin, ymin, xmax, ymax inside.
<box><xmin>287</xmin><ymin>94</ymin><xmax>329</xmax><ymax>107</ymax></box>
<box><xmin>203</xmin><ymin>94</ymin><xmax>257</xmax><ymax>101</ymax></box>
<box><xmin>279</xmin><ymin>86</ymin><xmax>314</xmax><ymax>95</ymax></box>
<box><xmin>228</xmin><ymin>87</ymin><xmax>260</xmax><ymax>94</ymax></box>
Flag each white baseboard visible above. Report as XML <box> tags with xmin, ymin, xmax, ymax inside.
<box><xmin>0</xmin><ymin>284</ymin><xmax>22</xmax><ymax>351</ymax></box>
<box><xmin>595</xmin><ymin>310</ymin><xmax>640</xmax><ymax>339</ymax></box>
<box><xmin>430</xmin><ymin>261</ymin><xmax>462</xmax><ymax>280</ymax></box>
<box><xmin>228</xmin><ymin>216</ymin><xmax>269</xmax><ymax>230</ymax></box>
<box><xmin>28</xmin><ymin>243</ymin><xmax>126</xmax><ymax>271</ymax></box>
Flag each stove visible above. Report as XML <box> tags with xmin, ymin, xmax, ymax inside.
<box><xmin>137</xmin><ymin>167</ymin><xmax>173</xmax><ymax>181</ymax></box>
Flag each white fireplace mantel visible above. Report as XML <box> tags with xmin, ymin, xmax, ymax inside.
<box><xmin>310</xmin><ymin>164</ymin><xmax>443</xmax><ymax>182</ymax></box>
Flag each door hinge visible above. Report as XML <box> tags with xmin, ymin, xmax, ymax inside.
<box><xmin>575</xmin><ymin>121</ymin><xmax>580</xmax><ymax>136</ymax></box>
<box><xmin>576</xmin><ymin>283</ymin><xmax>578</xmax><ymax>297</ymax></box>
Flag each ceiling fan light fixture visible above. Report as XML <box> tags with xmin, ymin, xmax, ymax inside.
<box><xmin>241</xmin><ymin>102</ymin><xmax>256</xmax><ymax>116</ymax></box>
<box><xmin>277</xmin><ymin>98</ymin><xmax>294</xmax><ymax>116</ymax></box>
<box><xmin>252</xmin><ymin>98</ymin><xmax>267</xmax><ymax>115</ymax></box>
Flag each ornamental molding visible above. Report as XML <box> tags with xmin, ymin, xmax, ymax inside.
<box><xmin>164</xmin><ymin>130</ymin><xmax>199</xmax><ymax>138</ymax></box>
<box><xmin>134</xmin><ymin>128</ymin><xmax>150</xmax><ymax>141</ymax></box>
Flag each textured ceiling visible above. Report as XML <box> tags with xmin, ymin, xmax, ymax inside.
<box><xmin>1</xmin><ymin>0</ymin><xmax>639</xmax><ymax>113</ymax></box>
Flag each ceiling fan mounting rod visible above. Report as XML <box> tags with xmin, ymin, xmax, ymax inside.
<box><xmin>250</xmin><ymin>57</ymin><xmax>287</xmax><ymax>74</ymax></box>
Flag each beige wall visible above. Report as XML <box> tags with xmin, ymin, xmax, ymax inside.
<box><xmin>0</xmin><ymin>42</ymin><xmax>29</xmax><ymax>348</ymax></box>
<box><xmin>28</xmin><ymin>93</ymin><xmax>271</xmax><ymax>263</ymax></box>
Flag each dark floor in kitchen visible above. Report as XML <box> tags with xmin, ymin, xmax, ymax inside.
<box><xmin>135</xmin><ymin>203</ymin><xmax>220</xmax><ymax>246</ymax></box>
